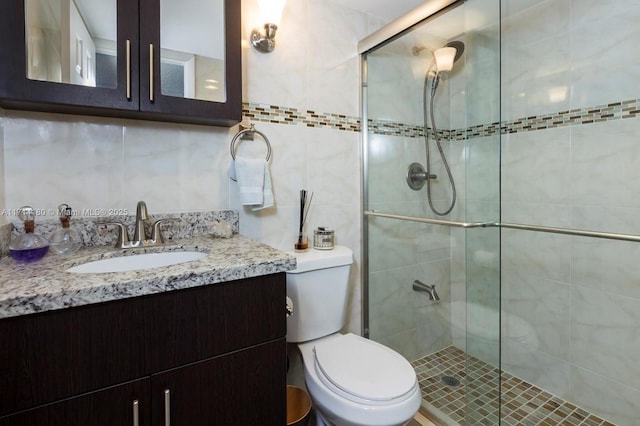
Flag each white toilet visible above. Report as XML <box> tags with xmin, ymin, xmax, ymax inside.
<box><xmin>286</xmin><ymin>246</ymin><xmax>421</xmax><ymax>426</ymax></box>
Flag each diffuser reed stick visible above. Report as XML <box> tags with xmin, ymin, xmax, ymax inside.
<box><xmin>295</xmin><ymin>189</ymin><xmax>313</xmax><ymax>251</ymax></box>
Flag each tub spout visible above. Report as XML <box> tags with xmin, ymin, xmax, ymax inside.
<box><xmin>413</xmin><ymin>280</ymin><xmax>440</xmax><ymax>301</ymax></box>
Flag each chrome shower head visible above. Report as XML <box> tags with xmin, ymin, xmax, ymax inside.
<box><xmin>445</xmin><ymin>40</ymin><xmax>465</xmax><ymax>63</ymax></box>
<box><xmin>433</xmin><ymin>40</ymin><xmax>465</xmax><ymax>74</ymax></box>
<box><xmin>430</xmin><ymin>40</ymin><xmax>465</xmax><ymax>94</ymax></box>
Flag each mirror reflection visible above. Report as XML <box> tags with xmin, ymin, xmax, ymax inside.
<box><xmin>25</xmin><ymin>0</ymin><xmax>117</xmax><ymax>88</ymax></box>
<box><xmin>160</xmin><ymin>0</ymin><xmax>226</xmax><ymax>102</ymax></box>
<box><xmin>25</xmin><ymin>0</ymin><xmax>227</xmax><ymax>102</ymax></box>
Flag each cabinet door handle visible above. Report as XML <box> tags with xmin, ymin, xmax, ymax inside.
<box><xmin>126</xmin><ymin>39</ymin><xmax>131</xmax><ymax>100</ymax></box>
<box><xmin>149</xmin><ymin>44</ymin><xmax>154</xmax><ymax>102</ymax></box>
<box><xmin>164</xmin><ymin>389</ymin><xmax>171</xmax><ymax>426</ymax></box>
<box><xmin>132</xmin><ymin>399</ymin><xmax>139</xmax><ymax>426</ymax></box>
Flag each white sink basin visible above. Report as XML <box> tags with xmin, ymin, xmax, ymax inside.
<box><xmin>66</xmin><ymin>251</ymin><xmax>207</xmax><ymax>274</ymax></box>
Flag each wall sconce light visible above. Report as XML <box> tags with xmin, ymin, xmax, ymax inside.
<box><xmin>250</xmin><ymin>0</ymin><xmax>286</xmax><ymax>53</ymax></box>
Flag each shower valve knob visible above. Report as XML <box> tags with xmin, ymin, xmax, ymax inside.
<box><xmin>406</xmin><ymin>162</ymin><xmax>437</xmax><ymax>190</ymax></box>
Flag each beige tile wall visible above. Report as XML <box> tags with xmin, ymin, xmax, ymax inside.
<box><xmin>500</xmin><ymin>1</ymin><xmax>640</xmax><ymax>423</ymax></box>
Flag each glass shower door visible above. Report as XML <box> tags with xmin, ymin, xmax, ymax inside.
<box><xmin>362</xmin><ymin>0</ymin><xmax>501</xmax><ymax>424</ymax></box>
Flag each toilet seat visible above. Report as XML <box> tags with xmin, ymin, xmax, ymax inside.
<box><xmin>312</xmin><ymin>333</ymin><xmax>418</xmax><ymax>406</ymax></box>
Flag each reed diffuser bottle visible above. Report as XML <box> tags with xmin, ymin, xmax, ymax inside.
<box><xmin>294</xmin><ymin>189</ymin><xmax>313</xmax><ymax>251</ymax></box>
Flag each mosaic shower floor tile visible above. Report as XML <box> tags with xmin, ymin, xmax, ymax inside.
<box><xmin>411</xmin><ymin>346</ymin><xmax>616</xmax><ymax>426</ymax></box>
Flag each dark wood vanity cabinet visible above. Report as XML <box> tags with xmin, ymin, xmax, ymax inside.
<box><xmin>0</xmin><ymin>379</ymin><xmax>152</xmax><ymax>426</ymax></box>
<box><xmin>150</xmin><ymin>340</ymin><xmax>285</xmax><ymax>425</ymax></box>
<box><xmin>0</xmin><ymin>274</ymin><xmax>287</xmax><ymax>425</ymax></box>
<box><xmin>0</xmin><ymin>0</ymin><xmax>241</xmax><ymax>126</ymax></box>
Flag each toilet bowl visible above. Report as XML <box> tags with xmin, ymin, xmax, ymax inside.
<box><xmin>298</xmin><ymin>333</ymin><xmax>421</xmax><ymax>426</ymax></box>
<box><xmin>286</xmin><ymin>246</ymin><xmax>421</xmax><ymax>426</ymax></box>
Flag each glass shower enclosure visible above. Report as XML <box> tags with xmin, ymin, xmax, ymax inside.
<box><xmin>361</xmin><ymin>1</ymin><xmax>501</xmax><ymax>423</ymax></box>
<box><xmin>362</xmin><ymin>0</ymin><xmax>640</xmax><ymax>425</ymax></box>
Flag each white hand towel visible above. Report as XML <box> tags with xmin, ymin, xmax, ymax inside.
<box><xmin>230</xmin><ymin>157</ymin><xmax>275</xmax><ymax>210</ymax></box>
<box><xmin>252</xmin><ymin>162</ymin><xmax>274</xmax><ymax>211</ymax></box>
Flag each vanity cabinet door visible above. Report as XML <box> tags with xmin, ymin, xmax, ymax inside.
<box><xmin>0</xmin><ymin>0</ymin><xmax>139</xmax><ymax>113</ymax></box>
<box><xmin>145</xmin><ymin>273</ymin><xmax>286</xmax><ymax>373</ymax></box>
<box><xmin>1</xmin><ymin>271</ymin><xmax>288</xmax><ymax>425</ymax></box>
<box><xmin>139</xmin><ymin>0</ymin><xmax>241</xmax><ymax>125</ymax></box>
<box><xmin>0</xmin><ymin>296</ymin><xmax>147</xmax><ymax>417</ymax></box>
<box><xmin>0</xmin><ymin>378</ymin><xmax>150</xmax><ymax>426</ymax></box>
<box><xmin>150</xmin><ymin>338</ymin><xmax>286</xmax><ymax>426</ymax></box>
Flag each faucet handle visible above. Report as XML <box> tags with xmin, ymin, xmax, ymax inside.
<box><xmin>99</xmin><ymin>221</ymin><xmax>130</xmax><ymax>248</ymax></box>
<box><xmin>151</xmin><ymin>218</ymin><xmax>180</xmax><ymax>243</ymax></box>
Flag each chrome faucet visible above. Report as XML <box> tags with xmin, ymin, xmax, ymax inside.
<box><xmin>101</xmin><ymin>201</ymin><xmax>179</xmax><ymax>249</ymax></box>
<box><xmin>412</xmin><ymin>280</ymin><xmax>440</xmax><ymax>301</ymax></box>
<box><xmin>134</xmin><ymin>201</ymin><xmax>149</xmax><ymax>242</ymax></box>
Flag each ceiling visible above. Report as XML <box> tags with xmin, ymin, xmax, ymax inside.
<box><xmin>334</xmin><ymin>0</ymin><xmax>426</xmax><ymax>21</ymax></box>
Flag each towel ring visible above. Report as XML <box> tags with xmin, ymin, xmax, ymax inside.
<box><xmin>230</xmin><ymin>124</ymin><xmax>272</xmax><ymax>161</ymax></box>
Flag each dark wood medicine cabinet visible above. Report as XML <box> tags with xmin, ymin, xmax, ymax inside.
<box><xmin>0</xmin><ymin>0</ymin><xmax>241</xmax><ymax>127</ymax></box>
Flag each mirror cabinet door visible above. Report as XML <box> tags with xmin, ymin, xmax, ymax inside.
<box><xmin>159</xmin><ymin>0</ymin><xmax>226</xmax><ymax>103</ymax></box>
<box><xmin>25</xmin><ymin>0</ymin><xmax>118</xmax><ymax>89</ymax></box>
<box><xmin>140</xmin><ymin>0</ymin><xmax>241</xmax><ymax>125</ymax></box>
<box><xmin>0</xmin><ymin>0</ymin><xmax>139</xmax><ymax>111</ymax></box>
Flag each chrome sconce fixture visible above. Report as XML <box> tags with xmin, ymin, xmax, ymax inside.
<box><xmin>250</xmin><ymin>0</ymin><xmax>286</xmax><ymax>53</ymax></box>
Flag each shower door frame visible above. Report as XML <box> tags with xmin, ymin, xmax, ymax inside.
<box><xmin>359</xmin><ymin>0</ymin><xmax>462</xmax><ymax>339</ymax></box>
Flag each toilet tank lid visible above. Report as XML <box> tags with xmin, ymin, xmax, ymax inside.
<box><xmin>287</xmin><ymin>246</ymin><xmax>353</xmax><ymax>273</ymax></box>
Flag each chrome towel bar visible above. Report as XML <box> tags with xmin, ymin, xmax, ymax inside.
<box><xmin>364</xmin><ymin>210</ymin><xmax>640</xmax><ymax>243</ymax></box>
<box><xmin>364</xmin><ymin>211</ymin><xmax>494</xmax><ymax>228</ymax></box>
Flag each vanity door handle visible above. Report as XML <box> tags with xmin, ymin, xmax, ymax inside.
<box><xmin>149</xmin><ymin>44</ymin><xmax>155</xmax><ymax>102</ymax></box>
<box><xmin>164</xmin><ymin>389</ymin><xmax>171</xmax><ymax>426</ymax></box>
<box><xmin>132</xmin><ymin>399</ymin><xmax>139</xmax><ymax>426</ymax></box>
<box><xmin>126</xmin><ymin>39</ymin><xmax>131</xmax><ymax>100</ymax></box>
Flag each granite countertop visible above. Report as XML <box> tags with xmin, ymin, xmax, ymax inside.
<box><xmin>0</xmin><ymin>235</ymin><xmax>296</xmax><ymax>319</ymax></box>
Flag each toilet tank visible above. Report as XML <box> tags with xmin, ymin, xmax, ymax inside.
<box><xmin>286</xmin><ymin>246</ymin><xmax>353</xmax><ymax>343</ymax></box>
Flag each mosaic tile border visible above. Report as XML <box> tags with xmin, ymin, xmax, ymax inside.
<box><xmin>242</xmin><ymin>102</ymin><xmax>359</xmax><ymax>132</ymax></box>
<box><xmin>411</xmin><ymin>346</ymin><xmax>617</xmax><ymax>426</ymax></box>
<box><xmin>501</xmin><ymin>98</ymin><xmax>639</xmax><ymax>135</ymax></box>
<box><xmin>243</xmin><ymin>98</ymin><xmax>640</xmax><ymax>139</ymax></box>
